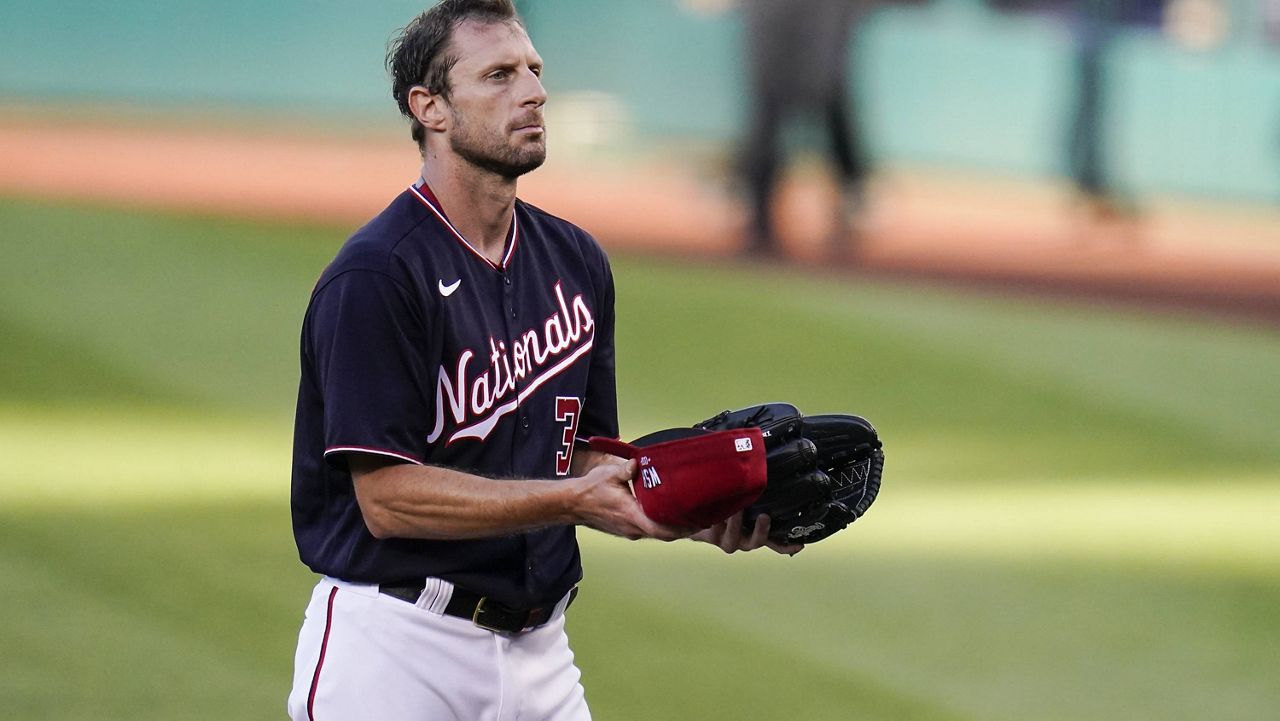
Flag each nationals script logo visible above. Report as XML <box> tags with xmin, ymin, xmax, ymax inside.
<box><xmin>428</xmin><ymin>281</ymin><xmax>594</xmax><ymax>444</ymax></box>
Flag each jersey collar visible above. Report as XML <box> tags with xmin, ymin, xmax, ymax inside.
<box><xmin>409</xmin><ymin>179</ymin><xmax>519</xmax><ymax>272</ymax></box>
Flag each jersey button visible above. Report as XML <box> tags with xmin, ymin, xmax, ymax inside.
<box><xmin>505</xmin><ymin>277</ymin><xmax>512</xmax><ymax>286</ymax></box>
<box><xmin>521</xmin><ymin>417</ymin><xmax>530</xmax><ymax>429</ymax></box>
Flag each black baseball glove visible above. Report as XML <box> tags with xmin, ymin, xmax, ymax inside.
<box><xmin>694</xmin><ymin>403</ymin><xmax>883</xmax><ymax>544</ymax></box>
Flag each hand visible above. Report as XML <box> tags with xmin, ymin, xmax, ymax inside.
<box><xmin>692</xmin><ymin>511</ymin><xmax>804</xmax><ymax>556</ymax></box>
<box><xmin>569</xmin><ymin>447</ymin><xmax>623</xmax><ymax>477</ymax></box>
<box><xmin>569</xmin><ymin>460</ymin><xmax>696</xmax><ymax>542</ymax></box>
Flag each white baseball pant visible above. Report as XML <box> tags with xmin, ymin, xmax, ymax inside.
<box><xmin>287</xmin><ymin>577</ymin><xmax>591</xmax><ymax>721</ymax></box>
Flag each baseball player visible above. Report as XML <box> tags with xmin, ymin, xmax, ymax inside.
<box><xmin>286</xmin><ymin>2</ymin><xmax>797</xmax><ymax>720</ymax></box>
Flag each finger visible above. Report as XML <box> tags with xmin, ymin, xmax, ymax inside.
<box><xmin>751</xmin><ymin>515</ymin><xmax>803</xmax><ymax>554</ymax></box>
<box><xmin>693</xmin><ymin>519</ymin><xmax>726</xmax><ymax>546</ymax></box>
<box><xmin>625</xmin><ymin>503</ymin><xmax>697</xmax><ymax>541</ymax></box>
<box><xmin>605</xmin><ymin>460</ymin><xmax>637</xmax><ymax>492</ymax></box>
<box><xmin>590</xmin><ymin>453</ymin><xmax>629</xmax><ymax>476</ymax></box>
<box><xmin>719</xmin><ymin>511</ymin><xmax>745</xmax><ymax>553</ymax></box>
<box><xmin>744</xmin><ymin>513</ymin><xmax>771</xmax><ymax>551</ymax></box>
<box><xmin>649</xmin><ymin>521</ymin><xmax>698</xmax><ymax>542</ymax></box>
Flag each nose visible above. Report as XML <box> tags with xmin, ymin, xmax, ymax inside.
<box><xmin>521</xmin><ymin>67</ymin><xmax>547</xmax><ymax>108</ymax></box>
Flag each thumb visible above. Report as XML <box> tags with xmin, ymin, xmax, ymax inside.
<box><xmin>597</xmin><ymin>458</ymin><xmax>636</xmax><ymax>486</ymax></box>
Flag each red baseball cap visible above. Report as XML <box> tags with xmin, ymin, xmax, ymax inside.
<box><xmin>588</xmin><ymin>427</ymin><xmax>768</xmax><ymax>528</ymax></box>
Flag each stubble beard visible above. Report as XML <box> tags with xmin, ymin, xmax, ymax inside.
<box><xmin>449</xmin><ymin>112</ymin><xmax>546</xmax><ymax>180</ymax></box>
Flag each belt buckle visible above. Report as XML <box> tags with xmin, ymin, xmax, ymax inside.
<box><xmin>472</xmin><ymin>597</ymin><xmax>523</xmax><ymax>633</ymax></box>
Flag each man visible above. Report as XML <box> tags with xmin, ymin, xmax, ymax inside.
<box><xmin>287</xmin><ymin>2</ymin><xmax>798</xmax><ymax>719</ymax></box>
<box><xmin>1066</xmin><ymin>0</ymin><xmax>1122</xmax><ymax>219</ymax></box>
<box><xmin>1064</xmin><ymin>0</ymin><xmax>1155</xmax><ymax>229</ymax></box>
<box><xmin>739</xmin><ymin>0</ymin><xmax>872</xmax><ymax>259</ymax></box>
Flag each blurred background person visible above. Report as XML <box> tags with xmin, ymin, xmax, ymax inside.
<box><xmin>737</xmin><ymin>0</ymin><xmax>873</xmax><ymax>259</ymax></box>
<box><xmin>1066</xmin><ymin>0</ymin><xmax>1132</xmax><ymax>225</ymax></box>
<box><xmin>1260</xmin><ymin>0</ymin><xmax>1280</xmax><ymax>197</ymax></box>
<box><xmin>1065</xmin><ymin>0</ymin><xmax>1163</xmax><ymax>231</ymax></box>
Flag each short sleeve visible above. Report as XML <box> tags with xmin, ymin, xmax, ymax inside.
<box><xmin>305</xmin><ymin>270</ymin><xmax>434</xmax><ymax>466</ymax></box>
<box><xmin>577</xmin><ymin>257</ymin><xmax>619</xmax><ymax>441</ymax></box>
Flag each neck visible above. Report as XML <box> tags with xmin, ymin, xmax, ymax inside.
<box><xmin>421</xmin><ymin>151</ymin><xmax>518</xmax><ymax>264</ymax></box>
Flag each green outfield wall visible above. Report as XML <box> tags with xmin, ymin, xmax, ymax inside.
<box><xmin>2</xmin><ymin>0</ymin><xmax>1277</xmax><ymax>200</ymax></box>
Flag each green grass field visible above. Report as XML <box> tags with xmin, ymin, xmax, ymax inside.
<box><xmin>2</xmin><ymin>196</ymin><xmax>1278</xmax><ymax>720</ymax></box>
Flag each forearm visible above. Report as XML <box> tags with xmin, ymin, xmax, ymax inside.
<box><xmin>354</xmin><ymin>462</ymin><xmax>583</xmax><ymax>540</ymax></box>
<box><xmin>351</xmin><ymin>451</ymin><xmax>688</xmax><ymax>543</ymax></box>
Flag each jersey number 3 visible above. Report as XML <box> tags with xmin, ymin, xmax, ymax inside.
<box><xmin>554</xmin><ymin>396</ymin><xmax>582</xmax><ymax>477</ymax></box>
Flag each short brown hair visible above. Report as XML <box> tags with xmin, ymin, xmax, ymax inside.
<box><xmin>386</xmin><ymin>0</ymin><xmax>524</xmax><ymax>149</ymax></box>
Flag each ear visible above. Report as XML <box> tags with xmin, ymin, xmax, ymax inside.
<box><xmin>408</xmin><ymin>86</ymin><xmax>449</xmax><ymax>132</ymax></box>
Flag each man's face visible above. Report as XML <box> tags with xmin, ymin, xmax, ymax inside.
<box><xmin>441</xmin><ymin>20</ymin><xmax>547</xmax><ymax>179</ymax></box>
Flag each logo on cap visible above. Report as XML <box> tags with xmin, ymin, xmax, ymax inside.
<box><xmin>735</xmin><ymin>438</ymin><xmax>753</xmax><ymax>452</ymax></box>
<box><xmin>640</xmin><ymin>465</ymin><xmax>663</xmax><ymax>489</ymax></box>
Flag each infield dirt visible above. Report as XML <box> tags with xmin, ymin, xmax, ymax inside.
<box><xmin>3</xmin><ymin>117</ymin><xmax>1278</xmax><ymax>325</ymax></box>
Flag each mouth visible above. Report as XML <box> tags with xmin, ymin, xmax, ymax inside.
<box><xmin>512</xmin><ymin>116</ymin><xmax>545</xmax><ymax>135</ymax></box>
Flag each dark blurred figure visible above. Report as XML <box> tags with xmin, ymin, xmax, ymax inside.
<box><xmin>1066</xmin><ymin>0</ymin><xmax>1129</xmax><ymax>221</ymax></box>
<box><xmin>990</xmin><ymin>0</ymin><xmax>1157</xmax><ymax>225</ymax></box>
<box><xmin>739</xmin><ymin>0</ymin><xmax>872</xmax><ymax>259</ymax></box>
<box><xmin>1268</xmin><ymin>0</ymin><xmax>1280</xmax><ymax>197</ymax></box>
<box><xmin>1065</xmin><ymin>0</ymin><xmax>1162</xmax><ymax>224</ymax></box>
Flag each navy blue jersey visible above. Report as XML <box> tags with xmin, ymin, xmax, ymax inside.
<box><xmin>290</xmin><ymin>181</ymin><xmax>619</xmax><ymax>607</ymax></box>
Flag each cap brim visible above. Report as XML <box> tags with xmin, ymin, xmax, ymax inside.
<box><xmin>630</xmin><ymin>426</ymin><xmax>711</xmax><ymax>447</ymax></box>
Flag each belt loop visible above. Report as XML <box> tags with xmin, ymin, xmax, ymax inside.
<box><xmin>415</xmin><ymin>577</ymin><xmax>452</xmax><ymax>614</ymax></box>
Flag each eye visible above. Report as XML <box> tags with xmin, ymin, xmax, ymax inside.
<box><xmin>530</xmin><ymin>66</ymin><xmax>542</xmax><ymax>78</ymax></box>
<box><xmin>488</xmin><ymin>69</ymin><xmax>509</xmax><ymax>81</ymax></box>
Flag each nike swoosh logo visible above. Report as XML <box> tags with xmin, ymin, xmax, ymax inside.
<box><xmin>438</xmin><ymin>279</ymin><xmax>461</xmax><ymax>297</ymax></box>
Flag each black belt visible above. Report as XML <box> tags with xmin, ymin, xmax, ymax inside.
<box><xmin>379</xmin><ymin>582</ymin><xmax>578</xmax><ymax>634</ymax></box>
